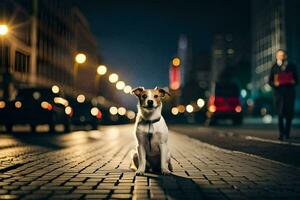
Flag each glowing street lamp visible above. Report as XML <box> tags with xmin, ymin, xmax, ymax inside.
<box><xmin>109</xmin><ymin>73</ymin><xmax>119</xmax><ymax>83</ymax></box>
<box><xmin>0</xmin><ymin>24</ymin><xmax>8</xmax><ymax>36</ymax></box>
<box><xmin>75</xmin><ymin>53</ymin><xmax>86</xmax><ymax>64</ymax></box>
<box><xmin>123</xmin><ymin>85</ymin><xmax>132</xmax><ymax>94</ymax></box>
<box><xmin>172</xmin><ymin>57</ymin><xmax>180</xmax><ymax>67</ymax></box>
<box><xmin>51</xmin><ymin>85</ymin><xmax>60</xmax><ymax>94</ymax></box>
<box><xmin>74</xmin><ymin>53</ymin><xmax>86</xmax><ymax>82</ymax></box>
<box><xmin>97</xmin><ymin>65</ymin><xmax>107</xmax><ymax>75</ymax></box>
<box><xmin>116</xmin><ymin>81</ymin><xmax>125</xmax><ymax>90</ymax></box>
<box><xmin>77</xmin><ymin>94</ymin><xmax>85</xmax><ymax>103</ymax></box>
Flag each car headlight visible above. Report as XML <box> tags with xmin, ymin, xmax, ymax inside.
<box><xmin>15</xmin><ymin>101</ymin><xmax>22</xmax><ymax>109</ymax></box>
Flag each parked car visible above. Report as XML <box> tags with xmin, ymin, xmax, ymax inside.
<box><xmin>0</xmin><ymin>87</ymin><xmax>71</xmax><ymax>132</ymax></box>
<box><xmin>206</xmin><ymin>82</ymin><xmax>243</xmax><ymax>125</ymax></box>
<box><xmin>67</xmin><ymin>96</ymin><xmax>102</xmax><ymax>129</ymax></box>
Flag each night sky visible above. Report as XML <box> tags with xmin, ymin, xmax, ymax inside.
<box><xmin>73</xmin><ymin>0</ymin><xmax>250</xmax><ymax>107</ymax></box>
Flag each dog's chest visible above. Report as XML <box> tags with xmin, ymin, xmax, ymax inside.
<box><xmin>137</xmin><ymin>124</ymin><xmax>161</xmax><ymax>154</ymax></box>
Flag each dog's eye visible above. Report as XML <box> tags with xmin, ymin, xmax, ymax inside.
<box><xmin>154</xmin><ymin>95</ymin><xmax>158</xmax><ymax>98</ymax></box>
<box><xmin>142</xmin><ymin>94</ymin><xmax>147</xmax><ymax>99</ymax></box>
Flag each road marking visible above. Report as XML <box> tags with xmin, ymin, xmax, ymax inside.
<box><xmin>245</xmin><ymin>136</ymin><xmax>300</xmax><ymax>146</ymax></box>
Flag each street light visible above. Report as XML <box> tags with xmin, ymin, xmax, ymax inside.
<box><xmin>77</xmin><ymin>94</ymin><xmax>85</xmax><ymax>103</ymax></box>
<box><xmin>109</xmin><ymin>73</ymin><xmax>119</xmax><ymax>83</ymax></box>
<box><xmin>51</xmin><ymin>85</ymin><xmax>60</xmax><ymax>94</ymax></box>
<box><xmin>75</xmin><ymin>53</ymin><xmax>86</xmax><ymax>64</ymax></box>
<box><xmin>172</xmin><ymin>57</ymin><xmax>180</xmax><ymax>67</ymax></box>
<box><xmin>0</xmin><ymin>24</ymin><xmax>8</xmax><ymax>36</ymax></box>
<box><xmin>74</xmin><ymin>53</ymin><xmax>86</xmax><ymax>82</ymax></box>
<box><xmin>123</xmin><ymin>85</ymin><xmax>132</xmax><ymax>94</ymax></box>
<box><xmin>0</xmin><ymin>24</ymin><xmax>9</xmax><ymax>100</ymax></box>
<box><xmin>116</xmin><ymin>81</ymin><xmax>125</xmax><ymax>90</ymax></box>
<box><xmin>97</xmin><ymin>65</ymin><xmax>107</xmax><ymax>75</ymax></box>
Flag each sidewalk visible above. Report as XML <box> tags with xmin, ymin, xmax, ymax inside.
<box><xmin>0</xmin><ymin>125</ymin><xmax>299</xmax><ymax>199</ymax></box>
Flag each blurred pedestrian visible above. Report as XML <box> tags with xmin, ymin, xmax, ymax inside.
<box><xmin>269</xmin><ymin>49</ymin><xmax>298</xmax><ymax>140</ymax></box>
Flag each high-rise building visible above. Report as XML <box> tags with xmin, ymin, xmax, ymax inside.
<box><xmin>251</xmin><ymin>0</ymin><xmax>300</xmax><ymax>112</ymax></box>
<box><xmin>210</xmin><ymin>32</ymin><xmax>251</xmax><ymax>88</ymax></box>
<box><xmin>0</xmin><ymin>0</ymin><xmax>101</xmax><ymax>99</ymax></box>
<box><xmin>181</xmin><ymin>52</ymin><xmax>211</xmax><ymax>104</ymax></box>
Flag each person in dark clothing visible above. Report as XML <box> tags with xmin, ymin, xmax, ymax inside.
<box><xmin>269</xmin><ymin>49</ymin><xmax>298</xmax><ymax>140</ymax></box>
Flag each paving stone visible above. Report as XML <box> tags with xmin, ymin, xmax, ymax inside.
<box><xmin>0</xmin><ymin>126</ymin><xmax>300</xmax><ymax>199</ymax></box>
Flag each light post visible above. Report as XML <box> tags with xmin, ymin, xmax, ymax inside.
<box><xmin>0</xmin><ymin>24</ymin><xmax>10</xmax><ymax>100</ymax></box>
<box><xmin>95</xmin><ymin>65</ymin><xmax>107</xmax><ymax>95</ymax></box>
<box><xmin>0</xmin><ymin>24</ymin><xmax>9</xmax><ymax>71</ymax></box>
<box><xmin>74</xmin><ymin>52</ymin><xmax>86</xmax><ymax>83</ymax></box>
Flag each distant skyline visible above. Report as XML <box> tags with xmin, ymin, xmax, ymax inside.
<box><xmin>74</xmin><ymin>0</ymin><xmax>250</xmax><ymax>108</ymax></box>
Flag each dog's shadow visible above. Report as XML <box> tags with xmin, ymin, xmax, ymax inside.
<box><xmin>138</xmin><ymin>173</ymin><xmax>203</xmax><ymax>199</ymax></box>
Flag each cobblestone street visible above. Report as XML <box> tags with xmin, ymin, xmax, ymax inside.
<box><xmin>0</xmin><ymin>125</ymin><xmax>300</xmax><ymax>199</ymax></box>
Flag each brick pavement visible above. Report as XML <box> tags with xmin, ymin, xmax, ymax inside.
<box><xmin>0</xmin><ymin>125</ymin><xmax>300</xmax><ymax>199</ymax></box>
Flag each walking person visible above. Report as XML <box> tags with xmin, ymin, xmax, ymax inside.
<box><xmin>269</xmin><ymin>49</ymin><xmax>298</xmax><ymax>140</ymax></box>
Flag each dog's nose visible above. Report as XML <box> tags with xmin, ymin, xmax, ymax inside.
<box><xmin>147</xmin><ymin>100</ymin><xmax>153</xmax><ymax>106</ymax></box>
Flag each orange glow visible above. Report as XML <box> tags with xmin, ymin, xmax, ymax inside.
<box><xmin>172</xmin><ymin>57</ymin><xmax>181</xmax><ymax>67</ymax></box>
<box><xmin>208</xmin><ymin>105</ymin><xmax>216</xmax><ymax>113</ymax></box>
<box><xmin>41</xmin><ymin>101</ymin><xmax>52</xmax><ymax>110</ymax></box>
<box><xmin>178</xmin><ymin>105</ymin><xmax>185</xmax><ymax>113</ymax></box>
<box><xmin>0</xmin><ymin>101</ymin><xmax>5</xmax><ymax>109</ymax></box>
<box><xmin>0</xmin><ymin>24</ymin><xmax>8</xmax><ymax>36</ymax></box>
<box><xmin>15</xmin><ymin>101</ymin><xmax>22</xmax><ymax>109</ymax></box>
<box><xmin>235</xmin><ymin>105</ymin><xmax>242</xmax><ymax>113</ymax></box>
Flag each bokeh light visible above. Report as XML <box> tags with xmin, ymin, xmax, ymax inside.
<box><xmin>109</xmin><ymin>73</ymin><xmax>119</xmax><ymax>83</ymax></box>
<box><xmin>97</xmin><ymin>65</ymin><xmax>107</xmax><ymax>75</ymax></box>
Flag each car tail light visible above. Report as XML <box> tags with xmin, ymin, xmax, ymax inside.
<box><xmin>96</xmin><ymin>111</ymin><xmax>102</xmax><ymax>119</ymax></box>
<box><xmin>235</xmin><ymin>105</ymin><xmax>242</xmax><ymax>113</ymax></box>
<box><xmin>91</xmin><ymin>107</ymin><xmax>102</xmax><ymax>119</ymax></box>
<box><xmin>208</xmin><ymin>105</ymin><xmax>216</xmax><ymax>113</ymax></box>
<box><xmin>41</xmin><ymin>101</ymin><xmax>52</xmax><ymax>110</ymax></box>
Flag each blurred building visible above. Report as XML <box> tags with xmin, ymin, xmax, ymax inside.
<box><xmin>0</xmin><ymin>0</ymin><xmax>100</xmax><ymax>100</ymax></box>
<box><xmin>210</xmin><ymin>33</ymin><xmax>251</xmax><ymax>91</ymax></box>
<box><xmin>251</xmin><ymin>0</ymin><xmax>300</xmax><ymax>113</ymax></box>
<box><xmin>181</xmin><ymin>52</ymin><xmax>211</xmax><ymax>104</ymax></box>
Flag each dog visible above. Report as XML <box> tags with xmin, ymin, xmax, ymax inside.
<box><xmin>131</xmin><ymin>86</ymin><xmax>173</xmax><ymax>175</ymax></box>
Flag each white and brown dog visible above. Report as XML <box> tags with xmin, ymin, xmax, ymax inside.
<box><xmin>131</xmin><ymin>87</ymin><xmax>173</xmax><ymax>175</ymax></box>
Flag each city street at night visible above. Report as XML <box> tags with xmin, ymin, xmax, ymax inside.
<box><xmin>1</xmin><ymin>0</ymin><xmax>300</xmax><ymax>199</ymax></box>
<box><xmin>0</xmin><ymin>125</ymin><xmax>300</xmax><ymax>199</ymax></box>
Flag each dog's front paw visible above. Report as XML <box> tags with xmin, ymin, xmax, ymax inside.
<box><xmin>161</xmin><ymin>168</ymin><xmax>171</xmax><ymax>176</ymax></box>
<box><xmin>135</xmin><ymin>169</ymin><xmax>145</xmax><ymax>176</ymax></box>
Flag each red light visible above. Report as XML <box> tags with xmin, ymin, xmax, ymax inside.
<box><xmin>208</xmin><ymin>105</ymin><xmax>216</xmax><ymax>113</ymax></box>
<box><xmin>235</xmin><ymin>105</ymin><xmax>242</xmax><ymax>113</ymax></box>
<box><xmin>96</xmin><ymin>111</ymin><xmax>102</xmax><ymax>119</ymax></box>
<box><xmin>47</xmin><ymin>104</ymin><xmax>52</xmax><ymax>110</ymax></box>
<box><xmin>169</xmin><ymin>65</ymin><xmax>181</xmax><ymax>90</ymax></box>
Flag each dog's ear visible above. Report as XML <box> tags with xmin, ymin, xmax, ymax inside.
<box><xmin>155</xmin><ymin>87</ymin><xmax>171</xmax><ymax>98</ymax></box>
<box><xmin>131</xmin><ymin>87</ymin><xmax>144</xmax><ymax>97</ymax></box>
